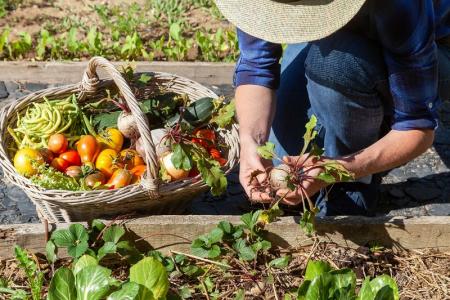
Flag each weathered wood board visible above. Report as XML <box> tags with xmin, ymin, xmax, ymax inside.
<box><xmin>0</xmin><ymin>61</ymin><xmax>235</xmax><ymax>86</ymax></box>
<box><xmin>0</xmin><ymin>216</ymin><xmax>449</xmax><ymax>258</ymax></box>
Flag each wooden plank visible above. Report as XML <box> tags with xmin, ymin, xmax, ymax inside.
<box><xmin>0</xmin><ymin>61</ymin><xmax>235</xmax><ymax>86</ymax></box>
<box><xmin>1</xmin><ymin>216</ymin><xmax>449</xmax><ymax>258</ymax></box>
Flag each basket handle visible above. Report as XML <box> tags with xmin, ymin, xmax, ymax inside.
<box><xmin>80</xmin><ymin>57</ymin><xmax>160</xmax><ymax>195</ymax></box>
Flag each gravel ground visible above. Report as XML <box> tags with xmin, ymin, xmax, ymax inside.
<box><xmin>0</xmin><ymin>81</ymin><xmax>449</xmax><ymax>224</ymax></box>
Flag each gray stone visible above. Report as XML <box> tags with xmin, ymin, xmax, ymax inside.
<box><xmin>404</xmin><ymin>186</ymin><xmax>442</xmax><ymax>202</ymax></box>
<box><xmin>425</xmin><ymin>203</ymin><xmax>450</xmax><ymax>216</ymax></box>
<box><xmin>388</xmin><ymin>188</ymin><xmax>405</xmax><ymax>198</ymax></box>
<box><xmin>0</xmin><ymin>81</ymin><xmax>9</xmax><ymax>99</ymax></box>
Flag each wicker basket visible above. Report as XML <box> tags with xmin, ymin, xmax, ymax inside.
<box><xmin>0</xmin><ymin>57</ymin><xmax>239</xmax><ymax>223</ymax></box>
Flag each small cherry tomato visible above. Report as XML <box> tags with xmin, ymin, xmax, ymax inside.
<box><xmin>194</xmin><ymin>129</ymin><xmax>216</xmax><ymax>142</ymax></box>
<box><xmin>48</xmin><ymin>134</ymin><xmax>68</xmax><ymax>154</ymax></box>
<box><xmin>209</xmin><ymin>148</ymin><xmax>222</xmax><ymax>159</ymax></box>
<box><xmin>60</xmin><ymin>150</ymin><xmax>81</xmax><ymax>166</ymax></box>
<box><xmin>51</xmin><ymin>157</ymin><xmax>70</xmax><ymax>172</ymax></box>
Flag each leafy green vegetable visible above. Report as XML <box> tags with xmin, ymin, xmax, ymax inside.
<box><xmin>73</xmin><ymin>255</ymin><xmax>98</xmax><ymax>276</ymax></box>
<box><xmin>31</xmin><ymin>165</ymin><xmax>80</xmax><ymax>191</ymax></box>
<box><xmin>47</xmin><ymin>267</ymin><xmax>76</xmax><ymax>300</ymax></box>
<box><xmin>76</xmin><ymin>265</ymin><xmax>113</xmax><ymax>300</ymax></box>
<box><xmin>211</xmin><ymin>99</ymin><xmax>235</xmax><ymax>128</ymax></box>
<box><xmin>107</xmin><ymin>282</ymin><xmax>141</xmax><ymax>300</ymax></box>
<box><xmin>193</xmin><ymin>153</ymin><xmax>227</xmax><ymax>196</ymax></box>
<box><xmin>46</xmin><ymin>240</ymin><xmax>57</xmax><ymax>264</ymax></box>
<box><xmin>269</xmin><ymin>255</ymin><xmax>291</xmax><ymax>269</ymax></box>
<box><xmin>14</xmin><ymin>246</ymin><xmax>44</xmax><ymax>300</ymax></box>
<box><xmin>300</xmin><ymin>210</ymin><xmax>316</xmax><ymax>237</ymax></box>
<box><xmin>130</xmin><ymin>257</ymin><xmax>169</xmax><ymax>300</ymax></box>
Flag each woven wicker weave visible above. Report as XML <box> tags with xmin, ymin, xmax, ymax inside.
<box><xmin>0</xmin><ymin>57</ymin><xmax>240</xmax><ymax>223</ymax></box>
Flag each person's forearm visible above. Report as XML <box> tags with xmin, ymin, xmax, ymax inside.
<box><xmin>235</xmin><ymin>85</ymin><xmax>276</xmax><ymax>146</ymax></box>
<box><xmin>338</xmin><ymin>129</ymin><xmax>435</xmax><ymax>179</ymax></box>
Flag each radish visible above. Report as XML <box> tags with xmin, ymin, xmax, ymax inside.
<box><xmin>269</xmin><ymin>164</ymin><xmax>291</xmax><ymax>190</ymax></box>
<box><xmin>118</xmin><ymin>111</ymin><xmax>139</xmax><ymax>139</ymax></box>
<box><xmin>136</xmin><ymin>128</ymin><xmax>170</xmax><ymax>159</ymax></box>
<box><xmin>161</xmin><ymin>152</ymin><xmax>189</xmax><ymax>181</ymax></box>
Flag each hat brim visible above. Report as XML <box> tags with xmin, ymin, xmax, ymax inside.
<box><xmin>215</xmin><ymin>0</ymin><xmax>366</xmax><ymax>44</ymax></box>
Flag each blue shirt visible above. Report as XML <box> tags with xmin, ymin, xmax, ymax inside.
<box><xmin>234</xmin><ymin>0</ymin><xmax>450</xmax><ymax>130</ymax></box>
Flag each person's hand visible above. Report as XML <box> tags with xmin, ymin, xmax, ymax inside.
<box><xmin>239</xmin><ymin>140</ymin><xmax>273</xmax><ymax>202</ymax></box>
<box><xmin>275</xmin><ymin>155</ymin><xmax>329</xmax><ymax>206</ymax></box>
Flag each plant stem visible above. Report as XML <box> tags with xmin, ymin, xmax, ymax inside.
<box><xmin>170</xmin><ymin>250</ymin><xmax>231</xmax><ymax>269</ymax></box>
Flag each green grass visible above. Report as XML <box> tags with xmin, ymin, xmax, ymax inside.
<box><xmin>0</xmin><ymin>0</ymin><xmax>238</xmax><ymax>62</ymax></box>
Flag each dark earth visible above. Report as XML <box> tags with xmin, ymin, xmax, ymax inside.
<box><xmin>0</xmin><ymin>81</ymin><xmax>449</xmax><ymax>224</ymax></box>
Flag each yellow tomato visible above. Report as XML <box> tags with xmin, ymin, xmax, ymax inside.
<box><xmin>95</xmin><ymin>149</ymin><xmax>118</xmax><ymax>178</ymax></box>
<box><xmin>119</xmin><ymin>149</ymin><xmax>145</xmax><ymax>169</ymax></box>
<box><xmin>98</xmin><ymin>128</ymin><xmax>124</xmax><ymax>152</ymax></box>
<box><xmin>14</xmin><ymin>148</ymin><xmax>44</xmax><ymax>177</ymax></box>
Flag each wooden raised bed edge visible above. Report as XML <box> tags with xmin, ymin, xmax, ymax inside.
<box><xmin>0</xmin><ymin>61</ymin><xmax>235</xmax><ymax>86</ymax></box>
<box><xmin>0</xmin><ymin>215</ymin><xmax>449</xmax><ymax>258</ymax></box>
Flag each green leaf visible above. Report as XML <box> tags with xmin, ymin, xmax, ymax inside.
<box><xmin>68</xmin><ymin>241</ymin><xmax>89</xmax><ymax>259</ymax></box>
<box><xmin>305</xmin><ymin>260</ymin><xmax>332</xmax><ymax>281</ymax></box>
<box><xmin>76</xmin><ymin>265</ymin><xmax>113</xmax><ymax>300</ymax></box>
<box><xmin>315</xmin><ymin>172</ymin><xmax>337</xmax><ymax>184</ymax></box>
<box><xmin>171</xmin><ymin>143</ymin><xmax>192</xmax><ymax>171</ymax></box>
<box><xmin>218</xmin><ymin>221</ymin><xmax>231</xmax><ymax>234</ymax></box>
<box><xmin>258</xmin><ymin>203</ymin><xmax>284</xmax><ymax>225</ymax></box>
<box><xmin>211</xmin><ymin>100</ymin><xmax>235</xmax><ymax>128</ymax></box>
<box><xmin>97</xmin><ymin>242</ymin><xmax>117</xmax><ymax>260</ymax></box>
<box><xmin>195</xmin><ymin>155</ymin><xmax>227</xmax><ymax>196</ymax></box>
<box><xmin>269</xmin><ymin>255</ymin><xmax>291</xmax><ymax>269</ymax></box>
<box><xmin>300</xmin><ymin>210</ymin><xmax>316</xmax><ymax>237</ymax></box>
<box><xmin>234</xmin><ymin>289</ymin><xmax>245</xmax><ymax>300</ymax></box>
<box><xmin>297</xmin><ymin>280</ymin><xmax>311</xmax><ymax>300</ymax></box>
<box><xmin>46</xmin><ymin>240</ymin><xmax>57</xmax><ymax>264</ymax></box>
<box><xmin>47</xmin><ymin>267</ymin><xmax>76</xmax><ymax>300</ymax></box>
<box><xmin>305</xmin><ymin>273</ymin><xmax>333</xmax><ymax>300</ymax></box>
<box><xmin>139</xmin><ymin>74</ymin><xmax>152</xmax><ymax>84</ymax></box>
<box><xmin>207</xmin><ymin>228</ymin><xmax>224</xmax><ymax>244</ymax></box>
<box><xmin>169</xmin><ymin>23</ymin><xmax>182</xmax><ymax>41</ymax></box>
<box><xmin>130</xmin><ymin>257</ymin><xmax>169</xmax><ymax>300</ymax></box>
<box><xmin>91</xmin><ymin>219</ymin><xmax>106</xmax><ymax>232</ymax></box>
<box><xmin>107</xmin><ymin>282</ymin><xmax>141</xmax><ymax>300</ymax></box>
<box><xmin>358</xmin><ymin>278</ymin><xmax>375</xmax><ymax>300</ymax></box>
<box><xmin>300</xmin><ymin>115</ymin><xmax>318</xmax><ymax>157</ymax></box>
<box><xmin>238</xmin><ymin>245</ymin><xmax>256</xmax><ymax>261</ymax></box>
<box><xmin>103</xmin><ymin>225</ymin><xmax>125</xmax><ymax>244</ymax></box>
<box><xmin>329</xmin><ymin>269</ymin><xmax>357</xmax><ymax>298</ymax></box>
<box><xmin>52</xmin><ymin>229</ymin><xmax>76</xmax><ymax>247</ymax></box>
<box><xmin>73</xmin><ymin>255</ymin><xmax>98</xmax><ymax>276</ymax></box>
<box><xmin>257</xmin><ymin>142</ymin><xmax>276</xmax><ymax>160</ymax></box>
<box><xmin>371</xmin><ymin>275</ymin><xmax>399</xmax><ymax>300</ymax></box>
<box><xmin>191</xmin><ymin>242</ymin><xmax>221</xmax><ymax>259</ymax></box>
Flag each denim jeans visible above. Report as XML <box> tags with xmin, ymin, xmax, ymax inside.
<box><xmin>269</xmin><ymin>30</ymin><xmax>450</xmax><ymax>216</ymax></box>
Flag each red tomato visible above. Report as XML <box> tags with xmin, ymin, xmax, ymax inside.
<box><xmin>194</xmin><ymin>129</ymin><xmax>216</xmax><ymax>142</ymax></box>
<box><xmin>191</xmin><ymin>137</ymin><xmax>209</xmax><ymax>149</ymax></box>
<box><xmin>51</xmin><ymin>157</ymin><xmax>70</xmax><ymax>172</ymax></box>
<box><xmin>209</xmin><ymin>148</ymin><xmax>222</xmax><ymax>159</ymax></box>
<box><xmin>48</xmin><ymin>134</ymin><xmax>68</xmax><ymax>154</ymax></box>
<box><xmin>188</xmin><ymin>168</ymin><xmax>200</xmax><ymax>177</ymax></box>
<box><xmin>60</xmin><ymin>150</ymin><xmax>81</xmax><ymax>166</ymax></box>
<box><xmin>107</xmin><ymin>169</ymin><xmax>133</xmax><ymax>189</ymax></box>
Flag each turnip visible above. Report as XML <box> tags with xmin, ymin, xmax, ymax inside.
<box><xmin>269</xmin><ymin>164</ymin><xmax>291</xmax><ymax>190</ymax></box>
<box><xmin>136</xmin><ymin>128</ymin><xmax>170</xmax><ymax>159</ymax></box>
<box><xmin>161</xmin><ymin>152</ymin><xmax>189</xmax><ymax>181</ymax></box>
<box><xmin>117</xmin><ymin>111</ymin><xmax>139</xmax><ymax>139</ymax></box>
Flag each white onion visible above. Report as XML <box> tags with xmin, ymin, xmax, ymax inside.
<box><xmin>136</xmin><ymin>128</ymin><xmax>170</xmax><ymax>159</ymax></box>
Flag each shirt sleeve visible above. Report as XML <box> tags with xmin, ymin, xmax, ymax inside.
<box><xmin>374</xmin><ymin>0</ymin><xmax>440</xmax><ymax>130</ymax></box>
<box><xmin>234</xmin><ymin>28</ymin><xmax>283</xmax><ymax>89</ymax></box>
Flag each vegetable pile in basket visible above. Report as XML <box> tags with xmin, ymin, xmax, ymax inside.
<box><xmin>7</xmin><ymin>75</ymin><xmax>235</xmax><ymax>195</ymax></box>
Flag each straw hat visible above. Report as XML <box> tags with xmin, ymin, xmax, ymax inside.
<box><xmin>214</xmin><ymin>0</ymin><xmax>367</xmax><ymax>44</ymax></box>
